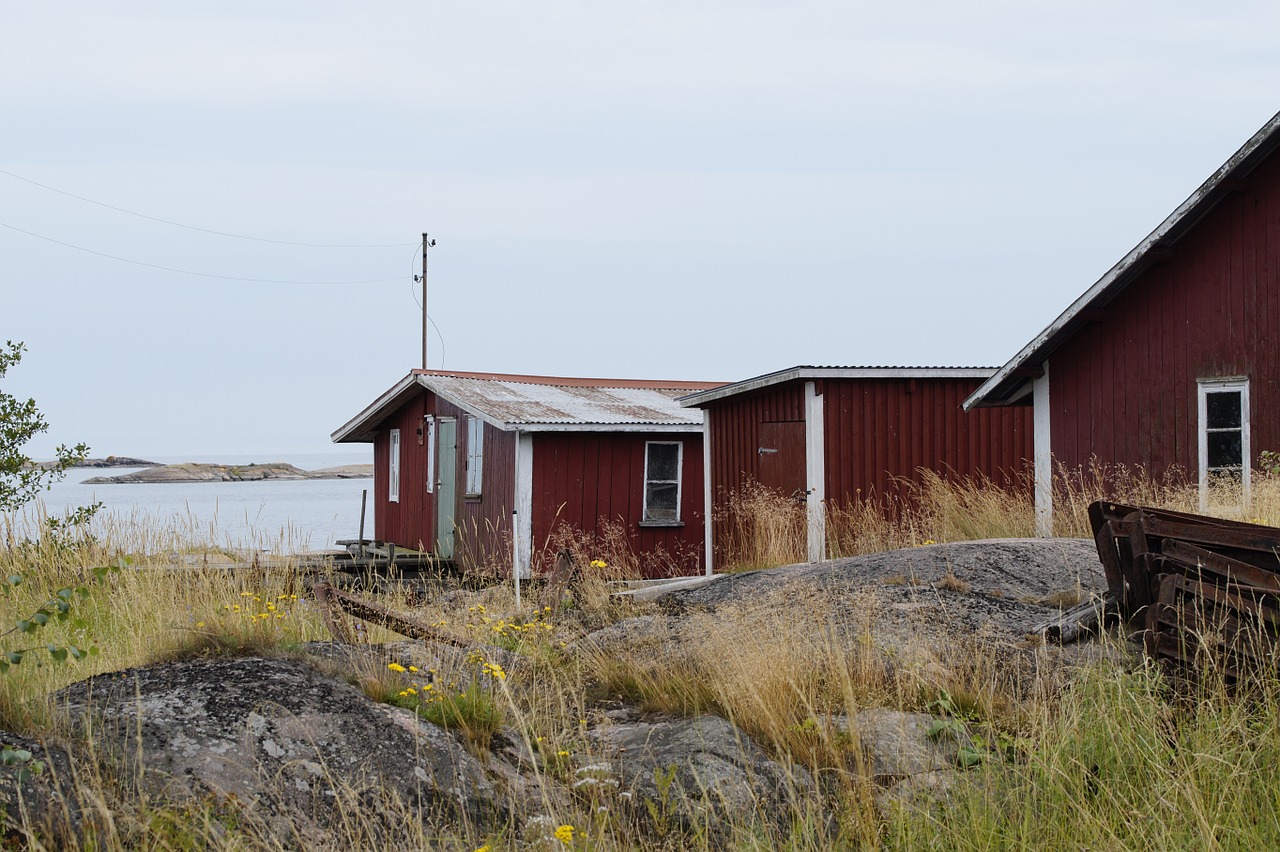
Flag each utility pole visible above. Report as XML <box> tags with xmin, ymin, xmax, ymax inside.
<box><xmin>419</xmin><ymin>233</ymin><xmax>435</xmax><ymax>370</ymax></box>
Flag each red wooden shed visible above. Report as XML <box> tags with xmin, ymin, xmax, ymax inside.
<box><xmin>965</xmin><ymin>110</ymin><xmax>1280</xmax><ymax>533</ymax></box>
<box><xmin>679</xmin><ymin>366</ymin><xmax>1033</xmax><ymax>569</ymax></box>
<box><xmin>332</xmin><ymin>370</ymin><xmax>721</xmax><ymax>578</ymax></box>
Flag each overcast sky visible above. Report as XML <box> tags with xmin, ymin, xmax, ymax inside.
<box><xmin>4</xmin><ymin>1</ymin><xmax>1280</xmax><ymax>459</ymax></box>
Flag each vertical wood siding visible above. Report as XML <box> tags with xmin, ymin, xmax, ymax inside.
<box><xmin>820</xmin><ymin>378</ymin><xmax>1032</xmax><ymax>505</ymax></box>
<box><xmin>704</xmin><ymin>377</ymin><xmax>1033</xmax><ymax>558</ymax></box>
<box><xmin>530</xmin><ymin>431</ymin><xmax>705</xmax><ymax>577</ymax></box>
<box><xmin>433</xmin><ymin>398</ymin><xmax>516</xmax><ymax>573</ymax></box>
<box><xmin>1048</xmin><ymin>150</ymin><xmax>1280</xmax><ymax>478</ymax></box>
<box><xmin>372</xmin><ymin>392</ymin><xmax>431</xmax><ymax>549</ymax></box>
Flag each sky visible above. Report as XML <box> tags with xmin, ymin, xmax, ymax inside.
<box><xmin>4</xmin><ymin>1</ymin><xmax>1280</xmax><ymax>459</ymax></box>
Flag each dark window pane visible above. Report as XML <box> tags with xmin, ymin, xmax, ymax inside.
<box><xmin>645</xmin><ymin>482</ymin><xmax>678</xmax><ymax>521</ymax></box>
<box><xmin>647</xmin><ymin>444</ymin><xmax>679</xmax><ymax>481</ymax></box>
<box><xmin>1206</xmin><ymin>391</ymin><xmax>1242</xmax><ymax>429</ymax></box>
<box><xmin>1208</xmin><ymin>431</ymin><xmax>1243</xmax><ymax>469</ymax></box>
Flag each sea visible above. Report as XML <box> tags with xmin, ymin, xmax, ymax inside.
<box><xmin>20</xmin><ymin>451</ymin><xmax>375</xmax><ymax>552</ymax></box>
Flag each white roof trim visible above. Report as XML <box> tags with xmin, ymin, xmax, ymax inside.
<box><xmin>679</xmin><ymin>366</ymin><xmax>996</xmax><ymax>408</ymax></box>
<box><xmin>330</xmin><ymin>374</ymin><xmax>419</xmax><ymax>443</ymax></box>
<box><xmin>964</xmin><ymin>109</ymin><xmax>1280</xmax><ymax>411</ymax></box>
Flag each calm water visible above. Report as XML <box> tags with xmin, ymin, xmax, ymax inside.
<box><xmin>25</xmin><ymin>452</ymin><xmax>375</xmax><ymax>551</ymax></box>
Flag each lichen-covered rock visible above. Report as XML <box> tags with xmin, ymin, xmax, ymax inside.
<box><xmin>55</xmin><ymin>656</ymin><xmax>504</xmax><ymax>837</ymax></box>
<box><xmin>840</xmin><ymin>709</ymin><xmax>962</xmax><ymax>781</ymax></box>
<box><xmin>0</xmin><ymin>729</ymin><xmax>81</xmax><ymax>842</ymax></box>
<box><xmin>588</xmin><ymin>714</ymin><xmax>815</xmax><ymax>838</ymax></box>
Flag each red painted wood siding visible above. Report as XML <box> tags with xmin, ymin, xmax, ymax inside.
<box><xmin>433</xmin><ymin>397</ymin><xmax>517</xmax><ymax>572</ymax></box>
<box><xmin>704</xmin><ymin>377</ymin><xmax>1033</xmax><ymax>555</ymax></box>
<box><xmin>372</xmin><ymin>391</ymin><xmax>431</xmax><ymax>549</ymax></box>
<box><xmin>1048</xmin><ymin>149</ymin><xmax>1280</xmax><ymax>477</ymax></box>
<box><xmin>820</xmin><ymin>378</ymin><xmax>1032</xmax><ymax>506</ymax></box>
<box><xmin>530</xmin><ymin>431</ymin><xmax>705</xmax><ymax>577</ymax></box>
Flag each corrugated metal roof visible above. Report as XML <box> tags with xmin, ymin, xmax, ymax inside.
<box><xmin>679</xmin><ymin>365</ymin><xmax>998</xmax><ymax>408</ymax></box>
<box><xmin>332</xmin><ymin>370</ymin><xmax>722</xmax><ymax>442</ymax></box>
<box><xmin>425</xmin><ymin>374</ymin><xmax>707</xmax><ymax>428</ymax></box>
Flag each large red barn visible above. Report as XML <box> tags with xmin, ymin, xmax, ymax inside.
<box><xmin>332</xmin><ymin>370</ymin><xmax>720</xmax><ymax>577</ymax></box>
<box><xmin>965</xmin><ymin>111</ymin><xmax>1280</xmax><ymax>533</ymax></box>
<box><xmin>679</xmin><ymin>367</ymin><xmax>1033</xmax><ymax>569</ymax></box>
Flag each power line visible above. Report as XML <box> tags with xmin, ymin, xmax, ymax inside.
<box><xmin>0</xmin><ymin>220</ymin><xmax>401</xmax><ymax>285</ymax></box>
<box><xmin>0</xmin><ymin>167</ymin><xmax>412</xmax><ymax>249</ymax></box>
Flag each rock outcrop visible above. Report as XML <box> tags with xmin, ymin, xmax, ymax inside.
<box><xmin>84</xmin><ymin>462</ymin><xmax>372</xmax><ymax>484</ymax></box>
<box><xmin>56</xmin><ymin>656</ymin><xmax>504</xmax><ymax>840</ymax></box>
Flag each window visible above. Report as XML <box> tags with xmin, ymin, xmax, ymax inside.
<box><xmin>424</xmin><ymin>416</ymin><xmax>436</xmax><ymax>493</ymax></box>
<box><xmin>1198</xmin><ymin>378</ymin><xmax>1250</xmax><ymax>509</ymax></box>
<box><xmin>465</xmin><ymin>416</ymin><xmax>484</xmax><ymax>496</ymax></box>
<box><xmin>389</xmin><ymin>428</ymin><xmax>401</xmax><ymax>503</ymax></box>
<box><xmin>643</xmin><ymin>441</ymin><xmax>682</xmax><ymax>523</ymax></box>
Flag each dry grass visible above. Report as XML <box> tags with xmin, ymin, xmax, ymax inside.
<box><xmin>5</xmin><ymin>465</ymin><xmax>1280</xmax><ymax>848</ymax></box>
<box><xmin>720</xmin><ymin>464</ymin><xmax>1280</xmax><ymax>571</ymax></box>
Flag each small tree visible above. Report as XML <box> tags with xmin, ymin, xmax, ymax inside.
<box><xmin>0</xmin><ymin>340</ymin><xmax>87</xmax><ymax>510</ymax></box>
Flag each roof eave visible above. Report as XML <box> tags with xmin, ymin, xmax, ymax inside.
<box><xmin>680</xmin><ymin>366</ymin><xmax>997</xmax><ymax>408</ymax></box>
<box><xmin>330</xmin><ymin>373</ymin><xmax>422</xmax><ymax>443</ymax></box>
<box><xmin>965</xmin><ymin>109</ymin><xmax>1280</xmax><ymax>412</ymax></box>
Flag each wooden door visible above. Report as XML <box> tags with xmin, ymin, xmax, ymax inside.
<box><xmin>435</xmin><ymin>418</ymin><xmax>457</xmax><ymax>558</ymax></box>
<box><xmin>758</xmin><ymin>420</ymin><xmax>806</xmax><ymax>497</ymax></box>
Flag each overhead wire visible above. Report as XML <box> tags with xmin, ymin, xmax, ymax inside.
<box><xmin>0</xmin><ymin>167</ymin><xmax>412</xmax><ymax>248</ymax></box>
<box><xmin>0</xmin><ymin>219</ymin><xmax>401</xmax><ymax>285</ymax></box>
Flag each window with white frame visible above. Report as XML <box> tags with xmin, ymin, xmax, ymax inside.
<box><xmin>424</xmin><ymin>416</ymin><xmax>436</xmax><ymax>493</ymax></box>
<box><xmin>465</xmin><ymin>416</ymin><xmax>484</xmax><ymax>496</ymax></box>
<box><xmin>643</xmin><ymin>441</ymin><xmax>682</xmax><ymax>523</ymax></box>
<box><xmin>389</xmin><ymin>428</ymin><xmax>401</xmax><ymax>503</ymax></box>
<box><xmin>1198</xmin><ymin>378</ymin><xmax>1250</xmax><ymax>509</ymax></box>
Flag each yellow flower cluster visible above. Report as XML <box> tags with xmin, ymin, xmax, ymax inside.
<box><xmin>554</xmin><ymin>823</ymin><xmax>575</xmax><ymax>843</ymax></box>
<box><xmin>218</xmin><ymin>592</ymin><xmax>299</xmax><ymax>623</ymax></box>
<box><xmin>480</xmin><ymin>661</ymin><xmax>507</xmax><ymax>681</ymax></box>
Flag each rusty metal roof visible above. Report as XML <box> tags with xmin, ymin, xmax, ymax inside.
<box><xmin>425</xmin><ymin>373</ymin><xmax>712</xmax><ymax>430</ymax></box>
<box><xmin>333</xmin><ymin>370</ymin><xmax>722</xmax><ymax>442</ymax></box>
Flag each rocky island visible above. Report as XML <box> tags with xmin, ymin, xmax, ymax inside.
<box><xmin>83</xmin><ymin>462</ymin><xmax>373</xmax><ymax>484</ymax></box>
<box><xmin>27</xmin><ymin>456</ymin><xmax>159</xmax><ymax>470</ymax></box>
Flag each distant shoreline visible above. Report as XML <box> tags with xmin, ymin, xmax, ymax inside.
<box><xmin>83</xmin><ymin>462</ymin><xmax>374</xmax><ymax>485</ymax></box>
<box><xmin>28</xmin><ymin>456</ymin><xmax>159</xmax><ymax>470</ymax></box>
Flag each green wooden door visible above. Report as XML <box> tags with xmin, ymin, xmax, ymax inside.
<box><xmin>436</xmin><ymin>418</ymin><xmax>457</xmax><ymax>559</ymax></box>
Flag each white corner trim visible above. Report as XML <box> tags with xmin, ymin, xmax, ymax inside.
<box><xmin>1033</xmin><ymin>365</ymin><xmax>1052</xmax><ymax>537</ymax></box>
<box><xmin>804</xmin><ymin>381</ymin><xmax>826</xmax><ymax>562</ymax></box>
<box><xmin>514</xmin><ymin>432</ymin><xmax>534</xmax><ymax>580</ymax></box>
<box><xmin>701</xmin><ymin>408</ymin><xmax>713</xmax><ymax>575</ymax></box>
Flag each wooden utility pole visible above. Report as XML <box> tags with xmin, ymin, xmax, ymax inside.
<box><xmin>421</xmin><ymin>232</ymin><xmax>430</xmax><ymax>370</ymax></box>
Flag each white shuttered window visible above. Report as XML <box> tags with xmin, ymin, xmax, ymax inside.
<box><xmin>389</xmin><ymin>428</ymin><xmax>401</xmax><ymax>503</ymax></box>
<box><xmin>465</xmin><ymin>416</ymin><xmax>484</xmax><ymax>496</ymax></box>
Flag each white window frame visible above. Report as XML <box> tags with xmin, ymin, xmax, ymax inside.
<box><xmin>465</xmin><ymin>416</ymin><xmax>484</xmax><ymax>496</ymax></box>
<box><xmin>642</xmin><ymin>440</ymin><xmax>683</xmax><ymax>524</ymax></box>
<box><xmin>1197</xmin><ymin>377</ymin><xmax>1250</xmax><ymax>511</ymax></box>
<box><xmin>389</xmin><ymin>428</ymin><xmax>401</xmax><ymax>503</ymax></box>
<box><xmin>424</xmin><ymin>415</ymin><xmax>436</xmax><ymax>494</ymax></box>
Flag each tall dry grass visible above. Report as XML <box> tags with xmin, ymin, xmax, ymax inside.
<box><xmin>5</xmin><ymin>473</ymin><xmax>1280</xmax><ymax>848</ymax></box>
<box><xmin>719</xmin><ymin>463</ymin><xmax>1280</xmax><ymax>570</ymax></box>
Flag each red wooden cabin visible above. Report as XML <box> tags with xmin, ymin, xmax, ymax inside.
<box><xmin>965</xmin><ymin>111</ymin><xmax>1280</xmax><ymax>533</ymax></box>
<box><xmin>332</xmin><ymin>370</ymin><xmax>721</xmax><ymax>578</ymax></box>
<box><xmin>679</xmin><ymin>367</ymin><xmax>1033</xmax><ymax>569</ymax></box>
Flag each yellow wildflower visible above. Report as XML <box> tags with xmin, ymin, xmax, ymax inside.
<box><xmin>554</xmin><ymin>824</ymin><xmax>575</xmax><ymax>843</ymax></box>
<box><xmin>387</xmin><ymin>662</ymin><xmax>407</xmax><ymax>673</ymax></box>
